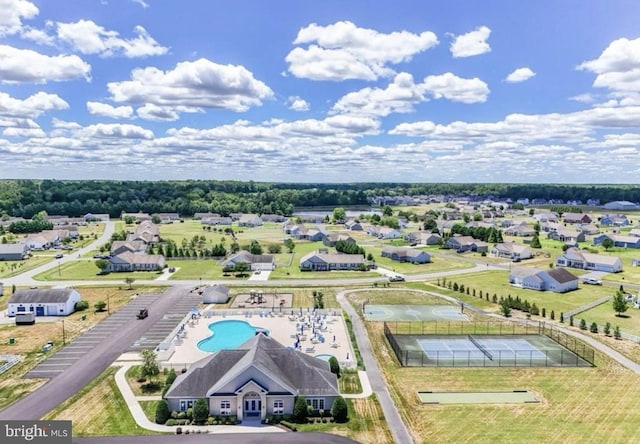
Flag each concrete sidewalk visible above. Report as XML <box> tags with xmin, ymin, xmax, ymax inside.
<box><xmin>342</xmin><ymin>370</ymin><xmax>373</xmax><ymax>399</ymax></box>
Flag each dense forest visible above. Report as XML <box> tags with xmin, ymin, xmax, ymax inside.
<box><xmin>0</xmin><ymin>180</ymin><xmax>638</xmax><ymax>218</ymax></box>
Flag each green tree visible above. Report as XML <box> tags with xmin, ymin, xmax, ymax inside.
<box><xmin>162</xmin><ymin>369</ymin><xmax>177</xmax><ymax>396</ymax></box>
<box><xmin>125</xmin><ymin>277</ymin><xmax>135</xmax><ymax>290</ymax></box>
<box><xmin>230</xmin><ymin>241</ymin><xmax>240</xmax><ymax>253</ymax></box>
<box><xmin>151</xmin><ymin>214</ymin><xmax>162</xmax><ymax>224</ymax></box>
<box><xmin>590</xmin><ymin>322</ymin><xmax>599</xmax><ymax>333</ymax></box>
<box><xmin>193</xmin><ymin>398</ymin><xmax>209</xmax><ymax>424</ymax></box>
<box><xmin>328</xmin><ymin>356</ymin><xmax>340</xmax><ymax>378</ymax></box>
<box><xmin>284</xmin><ymin>238</ymin><xmax>295</xmax><ymax>253</ymax></box>
<box><xmin>332</xmin><ymin>207</ymin><xmax>346</xmax><ymax>222</ymax></box>
<box><xmin>530</xmin><ymin>233</ymin><xmax>542</xmax><ymax>249</ymax></box>
<box><xmin>248</xmin><ymin>240</ymin><xmax>263</xmax><ymax>255</ymax></box>
<box><xmin>155</xmin><ymin>400</ymin><xmax>170</xmax><ymax>424</ymax></box>
<box><xmin>267</xmin><ymin>244</ymin><xmax>282</xmax><ymax>254</ymax></box>
<box><xmin>124</xmin><ymin>215</ymin><xmax>136</xmax><ymax>225</ymax></box>
<box><xmin>601</xmin><ymin>238</ymin><xmax>614</xmax><ymax>251</ymax></box>
<box><xmin>613</xmin><ymin>290</ymin><xmax>629</xmax><ymax>316</ymax></box>
<box><xmin>579</xmin><ymin>319</ymin><xmax>587</xmax><ymax>330</ymax></box>
<box><xmin>94</xmin><ymin>300</ymin><xmax>107</xmax><ymax>312</ymax></box>
<box><xmin>604</xmin><ymin>322</ymin><xmax>612</xmax><ymax>336</ymax></box>
<box><xmin>499</xmin><ymin>299</ymin><xmax>511</xmax><ymax>317</ymax></box>
<box><xmin>95</xmin><ymin>259</ymin><xmax>109</xmax><ymax>272</ymax></box>
<box><xmin>293</xmin><ymin>396</ymin><xmax>308</xmax><ymax>423</ymax></box>
<box><xmin>234</xmin><ymin>261</ymin><xmax>250</xmax><ymax>276</ymax></box>
<box><xmin>140</xmin><ymin>349</ymin><xmax>160</xmax><ymax>383</ymax></box>
<box><xmin>330</xmin><ymin>396</ymin><xmax>348</xmax><ymax>423</ymax></box>
<box><xmin>382</xmin><ymin>205</ymin><xmax>393</xmax><ymax>217</ymax></box>
<box><xmin>614</xmin><ymin>325</ymin><xmax>622</xmax><ymax>339</ymax></box>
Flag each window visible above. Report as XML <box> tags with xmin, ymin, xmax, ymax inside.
<box><xmin>180</xmin><ymin>400</ymin><xmax>186</xmax><ymax>411</ymax></box>
<box><xmin>17</xmin><ymin>306</ymin><xmax>25</xmax><ymax>312</ymax></box>
<box><xmin>220</xmin><ymin>400</ymin><xmax>231</xmax><ymax>415</ymax></box>
<box><xmin>306</xmin><ymin>398</ymin><xmax>325</xmax><ymax>410</ymax></box>
<box><xmin>187</xmin><ymin>400</ymin><xmax>194</xmax><ymax>409</ymax></box>
<box><xmin>273</xmin><ymin>400</ymin><xmax>284</xmax><ymax>415</ymax></box>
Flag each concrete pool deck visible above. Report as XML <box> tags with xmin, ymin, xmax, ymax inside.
<box><xmin>163</xmin><ymin>307</ymin><xmax>356</xmax><ymax>369</ymax></box>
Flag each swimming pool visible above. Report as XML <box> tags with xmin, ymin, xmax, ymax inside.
<box><xmin>197</xmin><ymin>319</ymin><xmax>266</xmax><ymax>352</ymax></box>
<box><xmin>315</xmin><ymin>354</ymin><xmax>335</xmax><ymax>362</ymax></box>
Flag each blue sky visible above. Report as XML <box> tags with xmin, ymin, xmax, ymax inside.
<box><xmin>1</xmin><ymin>0</ymin><xmax>640</xmax><ymax>183</ymax></box>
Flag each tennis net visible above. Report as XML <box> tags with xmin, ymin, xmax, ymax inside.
<box><xmin>468</xmin><ymin>335</ymin><xmax>493</xmax><ymax>361</ymax></box>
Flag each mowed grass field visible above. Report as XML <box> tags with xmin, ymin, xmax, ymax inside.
<box><xmin>34</xmin><ymin>259</ymin><xmax>164</xmax><ymax>281</ymax></box>
<box><xmin>365</xmin><ymin>319</ymin><xmax>640</xmax><ymax>443</ymax></box>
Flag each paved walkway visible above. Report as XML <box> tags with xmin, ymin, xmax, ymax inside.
<box><xmin>336</xmin><ymin>290</ymin><xmax>414</xmax><ymax>444</ymax></box>
<box><xmin>342</xmin><ymin>370</ymin><xmax>373</xmax><ymax>399</ymax></box>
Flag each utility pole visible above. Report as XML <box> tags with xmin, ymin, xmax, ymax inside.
<box><xmin>62</xmin><ymin>319</ymin><xmax>66</xmax><ymax>345</ymax></box>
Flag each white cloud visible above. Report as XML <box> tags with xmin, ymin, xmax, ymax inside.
<box><xmin>286</xmin><ymin>21</ymin><xmax>438</xmax><ymax>81</ymax></box>
<box><xmin>578</xmin><ymin>37</ymin><xmax>640</xmax><ymax>95</ymax></box>
<box><xmin>80</xmin><ymin>123</ymin><xmax>154</xmax><ymax>139</ymax></box>
<box><xmin>0</xmin><ymin>45</ymin><xmax>91</xmax><ymax>83</ymax></box>
<box><xmin>450</xmin><ymin>26</ymin><xmax>491</xmax><ymax>58</ymax></box>
<box><xmin>505</xmin><ymin>67</ymin><xmax>536</xmax><ymax>83</ymax></box>
<box><xmin>56</xmin><ymin>20</ymin><xmax>168</xmax><ymax>58</ymax></box>
<box><xmin>136</xmin><ymin>104</ymin><xmax>184</xmax><ymax>121</ymax></box>
<box><xmin>331</xmin><ymin>72</ymin><xmax>426</xmax><ymax>117</ymax></box>
<box><xmin>132</xmin><ymin>0</ymin><xmax>149</xmax><ymax>8</ymax></box>
<box><xmin>3</xmin><ymin>126</ymin><xmax>45</xmax><ymax>138</ymax></box>
<box><xmin>87</xmin><ymin>101</ymin><xmax>134</xmax><ymax>119</ymax></box>
<box><xmin>0</xmin><ymin>0</ymin><xmax>38</xmax><ymax>36</ymax></box>
<box><xmin>107</xmin><ymin>58</ymin><xmax>273</xmax><ymax>115</ymax></box>
<box><xmin>0</xmin><ymin>91</ymin><xmax>68</xmax><ymax>119</ymax></box>
<box><xmin>569</xmin><ymin>93</ymin><xmax>596</xmax><ymax>103</ymax></box>
<box><xmin>287</xmin><ymin>96</ymin><xmax>309</xmax><ymax>111</ymax></box>
<box><xmin>422</xmin><ymin>73</ymin><xmax>490</xmax><ymax>103</ymax></box>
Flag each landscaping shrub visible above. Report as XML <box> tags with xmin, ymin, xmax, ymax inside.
<box><xmin>293</xmin><ymin>396</ymin><xmax>308</xmax><ymax>423</ymax></box>
<box><xmin>165</xmin><ymin>419</ymin><xmax>176</xmax><ymax>426</ymax></box>
<box><xmin>155</xmin><ymin>400</ymin><xmax>170</xmax><ymax>424</ymax></box>
<box><xmin>207</xmin><ymin>417</ymin><xmax>215</xmax><ymax>425</ymax></box>
<box><xmin>177</xmin><ymin>411</ymin><xmax>186</xmax><ymax>420</ymax></box>
<box><xmin>604</xmin><ymin>322</ymin><xmax>612</xmax><ymax>336</ymax></box>
<box><xmin>193</xmin><ymin>398</ymin><xmax>208</xmax><ymax>424</ymax></box>
<box><xmin>550</xmin><ymin>310</ymin><xmax>555</xmax><ymax>321</ymax></box>
<box><xmin>328</xmin><ymin>356</ymin><xmax>340</xmax><ymax>378</ymax></box>
<box><xmin>74</xmin><ymin>300</ymin><xmax>90</xmax><ymax>311</ymax></box>
<box><xmin>186</xmin><ymin>407</ymin><xmax>193</xmax><ymax>420</ymax></box>
<box><xmin>590</xmin><ymin>322</ymin><xmax>598</xmax><ymax>334</ymax></box>
<box><xmin>170</xmin><ymin>411</ymin><xmax>178</xmax><ymax>419</ymax></box>
<box><xmin>331</xmin><ymin>396</ymin><xmax>348</xmax><ymax>423</ymax></box>
<box><xmin>614</xmin><ymin>326</ymin><xmax>621</xmax><ymax>339</ymax></box>
<box><xmin>579</xmin><ymin>319</ymin><xmax>587</xmax><ymax>330</ymax></box>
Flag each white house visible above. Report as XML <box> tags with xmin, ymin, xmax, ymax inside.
<box><xmin>490</xmin><ymin>243</ymin><xmax>533</xmax><ymax>261</ymax></box>
<box><xmin>381</xmin><ymin>247</ymin><xmax>431</xmax><ymax>264</ymax></box>
<box><xmin>509</xmin><ymin>267</ymin><xmax>579</xmax><ymax>293</ymax></box>
<box><xmin>223</xmin><ymin>251</ymin><xmax>275</xmax><ymax>271</ymax></box>
<box><xmin>300</xmin><ymin>250</ymin><xmax>364</xmax><ymax>271</ymax></box>
<box><xmin>555</xmin><ymin>248</ymin><xmax>623</xmax><ymax>273</ymax></box>
<box><xmin>8</xmin><ymin>288</ymin><xmax>82</xmax><ymax>317</ymax></box>
<box><xmin>106</xmin><ymin>252</ymin><xmax>165</xmax><ymax>272</ymax></box>
<box><xmin>238</xmin><ymin>214</ymin><xmax>263</xmax><ymax>227</ymax></box>
<box><xmin>0</xmin><ymin>243</ymin><xmax>28</xmax><ymax>261</ymax></box>
<box><xmin>164</xmin><ymin>334</ymin><xmax>339</xmax><ymax>421</ymax></box>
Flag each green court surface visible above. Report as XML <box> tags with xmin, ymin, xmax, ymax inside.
<box><xmin>364</xmin><ymin>304</ymin><xmax>467</xmax><ymax>321</ymax></box>
<box><xmin>417</xmin><ymin>390</ymin><xmax>539</xmax><ymax>404</ymax></box>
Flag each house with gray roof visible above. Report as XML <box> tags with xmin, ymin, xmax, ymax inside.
<box><xmin>593</xmin><ymin>234</ymin><xmax>640</xmax><ymax>249</ymax></box>
<box><xmin>237</xmin><ymin>214</ymin><xmax>263</xmax><ymax>227</ymax></box>
<box><xmin>8</xmin><ymin>288</ymin><xmax>82</xmax><ymax>317</ymax></box>
<box><xmin>490</xmin><ymin>243</ymin><xmax>533</xmax><ymax>261</ymax></box>
<box><xmin>556</xmin><ymin>248</ymin><xmax>622</xmax><ymax>273</ymax></box>
<box><xmin>444</xmin><ymin>236</ymin><xmax>488</xmax><ymax>253</ymax></box>
<box><xmin>509</xmin><ymin>267</ymin><xmax>578</xmax><ymax>293</ymax></box>
<box><xmin>300</xmin><ymin>249</ymin><xmax>364</xmax><ymax>271</ymax></box>
<box><xmin>0</xmin><ymin>243</ymin><xmax>28</xmax><ymax>261</ymax></box>
<box><xmin>163</xmin><ymin>333</ymin><xmax>339</xmax><ymax>421</ymax></box>
<box><xmin>381</xmin><ymin>247</ymin><xmax>431</xmax><ymax>264</ymax></box>
<box><xmin>222</xmin><ymin>251</ymin><xmax>275</xmax><ymax>271</ymax></box>
<box><xmin>405</xmin><ymin>231</ymin><xmax>441</xmax><ymax>246</ymax></box>
<box><xmin>106</xmin><ymin>252</ymin><xmax>165</xmax><ymax>272</ymax></box>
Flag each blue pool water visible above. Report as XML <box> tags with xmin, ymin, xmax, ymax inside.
<box><xmin>197</xmin><ymin>320</ymin><xmax>264</xmax><ymax>352</ymax></box>
<box><xmin>315</xmin><ymin>354</ymin><xmax>335</xmax><ymax>362</ymax></box>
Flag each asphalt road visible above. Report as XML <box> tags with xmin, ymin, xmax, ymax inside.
<box><xmin>74</xmin><ymin>433</ymin><xmax>360</xmax><ymax>444</ymax></box>
<box><xmin>0</xmin><ymin>285</ymin><xmax>191</xmax><ymax>420</ymax></box>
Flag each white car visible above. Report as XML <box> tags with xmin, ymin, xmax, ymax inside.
<box><xmin>582</xmin><ymin>278</ymin><xmax>602</xmax><ymax>285</ymax></box>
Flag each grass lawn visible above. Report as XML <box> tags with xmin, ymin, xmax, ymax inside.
<box><xmin>339</xmin><ymin>369</ymin><xmax>363</xmax><ymax>394</ymax></box>
<box><xmin>0</xmin><ymin>256</ymin><xmax>52</xmax><ymax>279</ymax></box>
<box><xmin>45</xmin><ymin>367</ymin><xmax>162</xmax><ymax>436</ymax></box>
<box><xmin>125</xmin><ymin>365</ymin><xmax>166</xmax><ymax>396</ymax></box>
<box><xmin>0</xmin><ymin>373</ymin><xmax>47</xmax><ymax>411</ymax></box>
<box><xmin>366</xmin><ymin>247</ymin><xmax>475</xmax><ymax>275</ymax></box>
<box><xmin>167</xmin><ymin>259</ymin><xmax>221</xmax><ymax>280</ymax></box>
<box><xmin>346</xmin><ymin>289</ymin><xmax>449</xmax><ymax>306</ymax></box>
<box><xmin>578</xmin><ymin>300</ymin><xmax>640</xmax><ymax>336</ymax></box>
<box><xmin>140</xmin><ymin>400</ymin><xmax>160</xmax><ymax>423</ymax></box>
<box><xmin>33</xmin><ymin>259</ymin><xmax>164</xmax><ymax>281</ymax></box>
<box><xmin>365</xmin><ymin>318</ymin><xmax>640</xmax><ymax>443</ymax></box>
<box><xmin>296</xmin><ymin>396</ymin><xmax>393</xmax><ymax>444</ymax></box>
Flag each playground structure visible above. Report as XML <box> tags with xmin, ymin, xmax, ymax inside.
<box><xmin>230</xmin><ymin>291</ymin><xmax>293</xmax><ymax>310</ymax></box>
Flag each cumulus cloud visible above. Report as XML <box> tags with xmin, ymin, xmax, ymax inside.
<box><xmin>107</xmin><ymin>58</ymin><xmax>273</xmax><ymax>115</ymax></box>
<box><xmin>132</xmin><ymin>0</ymin><xmax>149</xmax><ymax>8</ymax></box>
<box><xmin>87</xmin><ymin>101</ymin><xmax>134</xmax><ymax>119</ymax></box>
<box><xmin>286</xmin><ymin>21</ymin><xmax>438</xmax><ymax>81</ymax></box>
<box><xmin>578</xmin><ymin>37</ymin><xmax>640</xmax><ymax>93</ymax></box>
<box><xmin>56</xmin><ymin>20</ymin><xmax>168</xmax><ymax>58</ymax></box>
<box><xmin>505</xmin><ymin>67</ymin><xmax>536</xmax><ymax>83</ymax></box>
<box><xmin>450</xmin><ymin>26</ymin><xmax>491</xmax><ymax>58</ymax></box>
<box><xmin>80</xmin><ymin>123</ymin><xmax>154</xmax><ymax>139</ymax></box>
<box><xmin>287</xmin><ymin>96</ymin><xmax>310</xmax><ymax>111</ymax></box>
<box><xmin>331</xmin><ymin>72</ymin><xmax>426</xmax><ymax>117</ymax></box>
<box><xmin>0</xmin><ymin>91</ymin><xmax>68</xmax><ymax>119</ymax></box>
<box><xmin>0</xmin><ymin>45</ymin><xmax>91</xmax><ymax>83</ymax></box>
<box><xmin>422</xmin><ymin>73</ymin><xmax>490</xmax><ymax>103</ymax></box>
<box><xmin>0</xmin><ymin>0</ymin><xmax>38</xmax><ymax>36</ymax></box>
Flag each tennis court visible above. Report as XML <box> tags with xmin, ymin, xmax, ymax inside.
<box><xmin>364</xmin><ymin>304</ymin><xmax>467</xmax><ymax>322</ymax></box>
<box><xmin>417</xmin><ymin>390</ymin><xmax>539</xmax><ymax>404</ymax></box>
<box><xmin>418</xmin><ymin>336</ymin><xmax>547</xmax><ymax>362</ymax></box>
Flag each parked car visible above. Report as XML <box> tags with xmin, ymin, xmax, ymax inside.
<box><xmin>136</xmin><ymin>308</ymin><xmax>149</xmax><ymax>319</ymax></box>
<box><xmin>55</xmin><ymin>253</ymin><xmax>63</xmax><ymax>259</ymax></box>
<box><xmin>389</xmin><ymin>275</ymin><xmax>405</xmax><ymax>282</ymax></box>
<box><xmin>582</xmin><ymin>278</ymin><xmax>602</xmax><ymax>285</ymax></box>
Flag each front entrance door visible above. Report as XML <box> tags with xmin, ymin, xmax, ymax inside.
<box><xmin>244</xmin><ymin>399</ymin><xmax>261</xmax><ymax>416</ymax></box>
<box><xmin>35</xmin><ymin>306</ymin><xmax>45</xmax><ymax>316</ymax></box>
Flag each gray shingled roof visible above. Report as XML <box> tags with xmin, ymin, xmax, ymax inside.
<box><xmin>546</xmin><ymin>268</ymin><xmax>578</xmax><ymax>284</ymax></box>
<box><xmin>165</xmin><ymin>334</ymin><xmax>338</xmax><ymax>399</ymax></box>
<box><xmin>9</xmin><ymin>288</ymin><xmax>77</xmax><ymax>304</ymax></box>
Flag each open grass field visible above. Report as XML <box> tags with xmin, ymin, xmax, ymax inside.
<box><xmin>365</xmin><ymin>318</ymin><xmax>640</xmax><ymax>443</ymax></box>
<box><xmin>346</xmin><ymin>289</ymin><xmax>448</xmax><ymax>306</ymax></box>
<box><xmin>0</xmin><ymin>371</ymin><xmax>47</xmax><ymax>411</ymax></box>
<box><xmin>45</xmin><ymin>367</ymin><xmax>162</xmax><ymax>436</ymax></box>
<box><xmin>578</xmin><ymin>300</ymin><xmax>640</xmax><ymax>335</ymax></box>
<box><xmin>0</xmin><ymin>256</ymin><xmax>52</xmax><ymax>279</ymax></box>
<box><xmin>34</xmin><ymin>259</ymin><xmax>164</xmax><ymax>281</ymax></box>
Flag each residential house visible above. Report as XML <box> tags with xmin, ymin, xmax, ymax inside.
<box><xmin>556</xmin><ymin>248</ymin><xmax>623</xmax><ymax>273</ymax></box>
<box><xmin>381</xmin><ymin>247</ymin><xmax>431</xmax><ymax>264</ymax></box>
<box><xmin>157</xmin><ymin>213</ymin><xmax>180</xmax><ymax>223</ymax></box>
<box><xmin>110</xmin><ymin>240</ymin><xmax>147</xmax><ymax>256</ymax></box>
<box><xmin>238</xmin><ymin>214</ymin><xmax>263</xmax><ymax>227</ymax></box>
<box><xmin>194</xmin><ymin>212</ymin><xmax>221</xmax><ymax>220</ymax></box>
<box><xmin>323</xmin><ymin>233</ymin><xmax>356</xmax><ymax>247</ymax></box>
<box><xmin>593</xmin><ymin>234</ymin><xmax>640</xmax><ymax>249</ymax></box>
<box><xmin>603</xmin><ymin>201</ymin><xmax>639</xmax><ymax>211</ymax></box>
<box><xmin>163</xmin><ymin>334</ymin><xmax>339</xmax><ymax>421</ymax></box>
<box><xmin>405</xmin><ymin>232</ymin><xmax>441</xmax><ymax>246</ymax></box>
<box><xmin>299</xmin><ymin>249</ymin><xmax>364</xmax><ymax>271</ymax></box>
<box><xmin>223</xmin><ymin>251</ymin><xmax>275</xmax><ymax>271</ymax></box>
<box><xmin>0</xmin><ymin>243</ymin><xmax>28</xmax><ymax>261</ymax></box>
<box><xmin>24</xmin><ymin>230</ymin><xmax>61</xmax><ymax>250</ymax></box>
<box><xmin>630</xmin><ymin>228</ymin><xmax>640</xmax><ymax>237</ymax></box>
<box><xmin>376</xmin><ymin>227</ymin><xmax>402</xmax><ymax>239</ymax></box>
<box><xmin>202</xmin><ymin>285</ymin><xmax>230</xmax><ymax>304</ymax></box>
<box><xmin>260</xmin><ymin>214</ymin><xmax>287</xmax><ymax>223</ymax></box>
<box><xmin>547</xmin><ymin>227</ymin><xmax>585</xmax><ymax>243</ymax></box>
<box><xmin>490</xmin><ymin>243</ymin><xmax>533</xmax><ymax>261</ymax></box>
<box><xmin>106</xmin><ymin>252</ymin><xmax>165</xmax><ymax>272</ymax></box>
<box><xmin>599</xmin><ymin>214</ymin><xmax>630</xmax><ymax>227</ymax></box>
<box><xmin>127</xmin><ymin>221</ymin><xmax>160</xmax><ymax>245</ymax></box>
<box><xmin>201</xmin><ymin>216</ymin><xmax>233</xmax><ymax>226</ymax></box>
<box><xmin>504</xmin><ymin>223</ymin><xmax>536</xmax><ymax>237</ymax></box>
<box><xmin>8</xmin><ymin>288</ymin><xmax>82</xmax><ymax>317</ymax></box>
<box><xmin>563</xmin><ymin>213</ymin><xmax>592</xmax><ymax>224</ymax></box>
<box><xmin>509</xmin><ymin>267</ymin><xmax>578</xmax><ymax>293</ymax></box>
<box><xmin>578</xmin><ymin>224</ymin><xmax>600</xmax><ymax>235</ymax></box>
<box><xmin>532</xmin><ymin>212</ymin><xmax>558</xmax><ymax>223</ymax></box>
<box><xmin>344</xmin><ymin>220</ymin><xmax>364</xmax><ymax>231</ymax></box>
<box><xmin>121</xmin><ymin>212</ymin><xmax>152</xmax><ymax>222</ymax></box>
<box><xmin>84</xmin><ymin>213</ymin><xmax>110</xmax><ymax>222</ymax></box>
<box><xmin>444</xmin><ymin>236</ymin><xmax>488</xmax><ymax>253</ymax></box>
